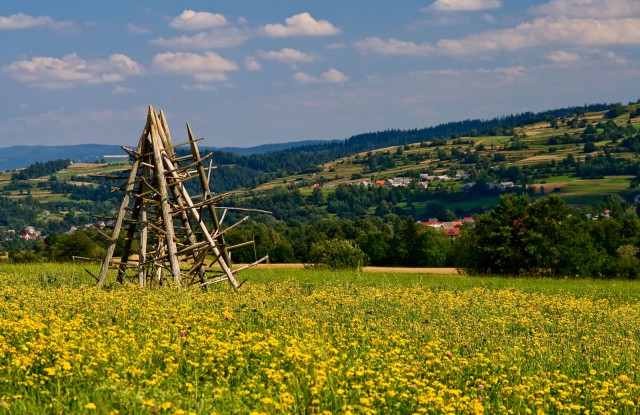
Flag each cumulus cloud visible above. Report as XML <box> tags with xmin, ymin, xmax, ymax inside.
<box><xmin>426</xmin><ymin>0</ymin><xmax>502</xmax><ymax>12</ymax></box>
<box><xmin>150</xmin><ymin>27</ymin><xmax>248</xmax><ymax>49</ymax></box>
<box><xmin>322</xmin><ymin>68</ymin><xmax>349</xmax><ymax>83</ymax></box>
<box><xmin>482</xmin><ymin>13</ymin><xmax>497</xmax><ymax>23</ymax></box>
<box><xmin>258</xmin><ymin>48</ymin><xmax>315</xmax><ymax>64</ymax></box>
<box><xmin>547</xmin><ymin>50</ymin><xmax>581</xmax><ymax>64</ymax></box>
<box><xmin>605</xmin><ymin>51</ymin><xmax>629</xmax><ymax>65</ymax></box>
<box><xmin>292</xmin><ymin>72</ymin><xmax>319</xmax><ymax>84</ymax></box>
<box><xmin>113</xmin><ymin>86</ymin><xmax>136</xmax><ymax>94</ymax></box>
<box><xmin>244</xmin><ymin>57</ymin><xmax>261</xmax><ymax>71</ymax></box>
<box><xmin>292</xmin><ymin>69</ymin><xmax>348</xmax><ymax>84</ymax></box>
<box><xmin>169</xmin><ymin>10</ymin><xmax>227</xmax><ymax>31</ymax></box>
<box><xmin>181</xmin><ymin>83</ymin><xmax>218</xmax><ymax>92</ymax></box>
<box><xmin>262</xmin><ymin>12</ymin><xmax>340</xmax><ymax>37</ymax></box>
<box><xmin>0</xmin><ymin>12</ymin><xmax>75</xmax><ymax>31</ymax></box>
<box><xmin>436</xmin><ymin>16</ymin><xmax>640</xmax><ymax>55</ymax></box>
<box><xmin>3</xmin><ymin>53</ymin><xmax>144</xmax><ymax>89</ymax></box>
<box><xmin>325</xmin><ymin>42</ymin><xmax>347</xmax><ymax>50</ymax></box>
<box><xmin>127</xmin><ymin>23</ymin><xmax>150</xmax><ymax>34</ymax></box>
<box><xmin>152</xmin><ymin>51</ymin><xmax>237</xmax><ymax>82</ymax></box>
<box><xmin>531</xmin><ymin>0</ymin><xmax>640</xmax><ymax>19</ymax></box>
<box><xmin>355</xmin><ymin>37</ymin><xmax>434</xmax><ymax>56</ymax></box>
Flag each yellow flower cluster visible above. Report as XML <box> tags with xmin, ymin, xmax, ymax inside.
<box><xmin>0</xmin><ymin>266</ymin><xmax>639</xmax><ymax>414</ymax></box>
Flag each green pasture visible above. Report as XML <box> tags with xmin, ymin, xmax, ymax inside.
<box><xmin>559</xmin><ymin>176</ymin><xmax>633</xmax><ymax>193</ymax></box>
<box><xmin>52</xmin><ymin>161</ymin><xmax>129</xmax><ymax>181</ymax></box>
<box><xmin>1</xmin><ymin>262</ymin><xmax>639</xmax><ymax>298</ymax></box>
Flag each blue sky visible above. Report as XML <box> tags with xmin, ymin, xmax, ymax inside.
<box><xmin>1</xmin><ymin>0</ymin><xmax>639</xmax><ymax>148</ymax></box>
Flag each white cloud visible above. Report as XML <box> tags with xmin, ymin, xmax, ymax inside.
<box><xmin>262</xmin><ymin>12</ymin><xmax>340</xmax><ymax>37</ymax></box>
<box><xmin>152</xmin><ymin>51</ymin><xmax>237</xmax><ymax>82</ymax></box>
<box><xmin>490</xmin><ymin>65</ymin><xmax>527</xmax><ymax>78</ymax></box>
<box><xmin>169</xmin><ymin>10</ymin><xmax>227</xmax><ymax>31</ymax></box>
<box><xmin>181</xmin><ymin>83</ymin><xmax>218</xmax><ymax>92</ymax></box>
<box><xmin>325</xmin><ymin>42</ymin><xmax>347</xmax><ymax>50</ymax></box>
<box><xmin>0</xmin><ymin>12</ymin><xmax>75</xmax><ymax>31</ymax></box>
<box><xmin>258</xmin><ymin>48</ymin><xmax>316</xmax><ymax>64</ymax></box>
<box><xmin>355</xmin><ymin>37</ymin><xmax>434</xmax><ymax>56</ymax></box>
<box><xmin>531</xmin><ymin>0</ymin><xmax>640</xmax><ymax>19</ymax></box>
<box><xmin>244</xmin><ymin>57</ymin><xmax>261</xmax><ymax>71</ymax></box>
<box><xmin>482</xmin><ymin>13</ymin><xmax>497</xmax><ymax>23</ymax></box>
<box><xmin>113</xmin><ymin>86</ymin><xmax>136</xmax><ymax>94</ymax></box>
<box><xmin>3</xmin><ymin>53</ymin><xmax>144</xmax><ymax>89</ymax></box>
<box><xmin>427</xmin><ymin>0</ymin><xmax>502</xmax><ymax>12</ymax></box>
<box><xmin>150</xmin><ymin>28</ymin><xmax>248</xmax><ymax>49</ymax></box>
<box><xmin>10</xmin><ymin>106</ymin><xmax>146</xmax><ymax>130</ymax></box>
<box><xmin>322</xmin><ymin>68</ymin><xmax>349</xmax><ymax>83</ymax></box>
<box><xmin>605</xmin><ymin>51</ymin><xmax>629</xmax><ymax>65</ymax></box>
<box><xmin>436</xmin><ymin>16</ymin><xmax>640</xmax><ymax>55</ymax></box>
<box><xmin>292</xmin><ymin>69</ymin><xmax>348</xmax><ymax>84</ymax></box>
<box><xmin>127</xmin><ymin>23</ymin><xmax>150</xmax><ymax>34</ymax></box>
<box><xmin>547</xmin><ymin>50</ymin><xmax>581</xmax><ymax>64</ymax></box>
<box><xmin>292</xmin><ymin>72</ymin><xmax>319</xmax><ymax>84</ymax></box>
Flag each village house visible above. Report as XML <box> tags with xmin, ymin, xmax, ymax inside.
<box><xmin>20</xmin><ymin>226</ymin><xmax>42</xmax><ymax>240</ymax></box>
<box><xmin>418</xmin><ymin>217</ymin><xmax>470</xmax><ymax>239</ymax></box>
<box><xmin>390</xmin><ymin>177</ymin><xmax>412</xmax><ymax>187</ymax></box>
<box><xmin>420</xmin><ymin>174</ymin><xmax>452</xmax><ymax>182</ymax></box>
<box><xmin>444</xmin><ymin>227</ymin><xmax>461</xmax><ymax>239</ymax></box>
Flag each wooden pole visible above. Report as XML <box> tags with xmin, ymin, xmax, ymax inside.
<box><xmin>149</xmin><ymin>108</ymin><xmax>182</xmax><ymax>285</ymax></box>
<box><xmin>186</xmin><ymin>124</ymin><xmax>234</xmax><ymax>268</ymax></box>
<box><xmin>161</xmin><ymin>155</ymin><xmax>240</xmax><ymax>288</ymax></box>
<box><xmin>97</xmin><ymin>114</ymin><xmax>150</xmax><ymax>286</ymax></box>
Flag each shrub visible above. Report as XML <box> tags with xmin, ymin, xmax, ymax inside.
<box><xmin>307</xmin><ymin>239</ymin><xmax>368</xmax><ymax>270</ymax></box>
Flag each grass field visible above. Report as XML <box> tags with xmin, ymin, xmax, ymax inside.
<box><xmin>1</xmin><ymin>264</ymin><xmax>639</xmax><ymax>414</ymax></box>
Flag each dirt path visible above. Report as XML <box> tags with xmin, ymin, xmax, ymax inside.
<box><xmin>252</xmin><ymin>263</ymin><xmax>458</xmax><ymax>274</ymax></box>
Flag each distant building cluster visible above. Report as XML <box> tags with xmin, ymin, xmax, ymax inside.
<box><xmin>418</xmin><ymin>217</ymin><xmax>476</xmax><ymax>239</ymax></box>
<box><xmin>462</xmin><ymin>181</ymin><xmax>515</xmax><ymax>191</ymax></box>
<box><xmin>3</xmin><ymin>226</ymin><xmax>42</xmax><ymax>240</ymax></box>
<box><xmin>343</xmin><ymin>170</ymin><xmax>472</xmax><ymax>189</ymax></box>
<box><xmin>2</xmin><ymin>220</ymin><xmax>116</xmax><ymax>241</ymax></box>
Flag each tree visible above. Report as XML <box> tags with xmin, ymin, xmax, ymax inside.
<box><xmin>308</xmin><ymin>187</ymin><xmax>325</xmax><ymax>204</ymax></box>
<box><xmin>520</xmin><ymin>195</ymin><xmax>596</xmax><ymax>276</ymax></box>
<box><xmin>457</xmin><ymin>194</ymin><xmax>599</xmax><ymax>276</ymax></box>
<box><xmin>461</xmin><ymin>193</ymin><xmax>530</xmax><ymax>274</ymax></box>
<box><xmin>414</xmin><ymin>227</ymin><xmax>447</xmax><ymax>267</ymax></box>
<box><xmin>48</xmin><ymin>230</ymin><xmax>105</xmax><ymax>262</ymax></box>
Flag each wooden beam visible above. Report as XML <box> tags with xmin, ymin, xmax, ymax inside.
<box><xmin>149</xmin><ymin>107</ymin><xmax>182</xmax><ymax>285</ymax></box>
<box><xmin>97</xmin><ymin>112</ymin><xmax>151</xmax><ymax>286</ymax></box>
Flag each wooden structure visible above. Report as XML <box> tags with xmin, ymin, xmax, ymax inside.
<box><xmin>96</xmin><ymin>105</ymin><xmax>267</xmax><ymax>288</ymax></box>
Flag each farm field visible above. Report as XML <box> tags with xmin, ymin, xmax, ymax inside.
<box><xmin>1</xmin><ymin>264</ymin><xmax>639</xmax><ymax>414</ymax></box>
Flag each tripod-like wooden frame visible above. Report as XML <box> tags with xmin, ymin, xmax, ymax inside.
<box><xmin>96</xmin><ymin>105</ymin><xmax>267</xmax><ymax>288</ymax></box>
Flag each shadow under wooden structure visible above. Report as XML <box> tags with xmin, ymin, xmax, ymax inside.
<box><xmin>95</xmin><ymin>105</ymin><xmax>268</xmax><ymax>288</ymax></box>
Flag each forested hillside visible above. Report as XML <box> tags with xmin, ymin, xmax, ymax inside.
<box><xmin>2</xmin><ymin>100</ymin><xmax>640</xmax><ymax>278</ymax></box>
<box><xmin>205</xmin><ymin>103</ymin><xmax>611</xmax><ymax>192</ymax></box>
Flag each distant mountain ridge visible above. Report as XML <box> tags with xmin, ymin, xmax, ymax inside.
<box><xmin>0</xmin><ymin>102</ymin><xmax>614</xmax><ymax>172</ymax></box>
<box><xmin>0</xmin><ymin>144</ymin><xmax>124</xmax><ymax>171</ymax></box>
<box><xmin>0</xmin><ymin>140</ymin><xmax>332</xmax><ymax>171</ymax></box>
<box><xmin>209</xmin><ymin>140</ymin><xmax>334</xmax><ymax>155</ymax></box>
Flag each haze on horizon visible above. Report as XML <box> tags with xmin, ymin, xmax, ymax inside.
<box><xmin>1</xmin><ymin>0</ymin><xmax>639</xmax><ymax>149</ymax></box>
